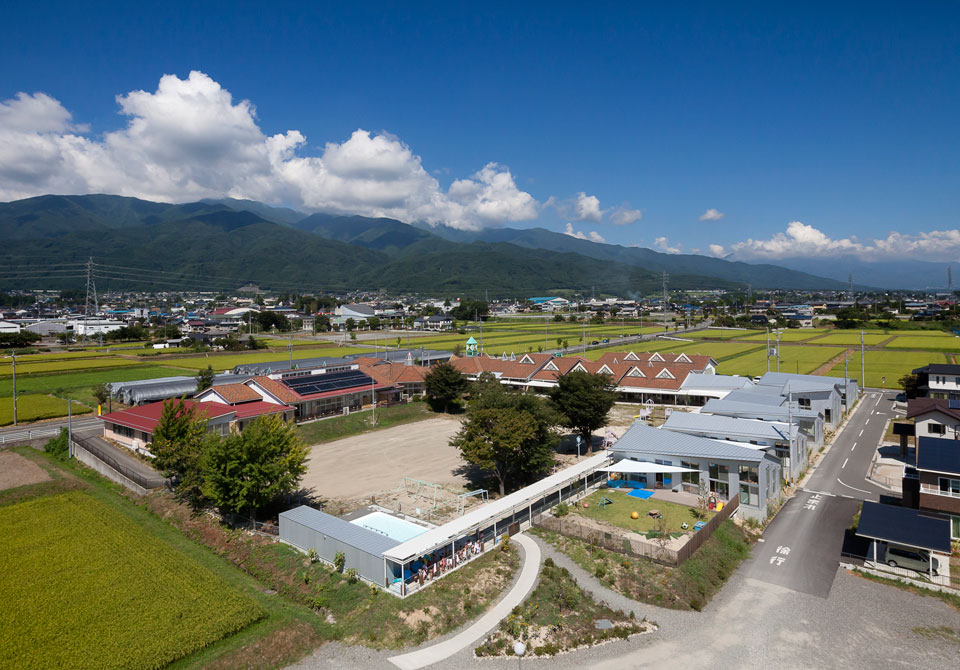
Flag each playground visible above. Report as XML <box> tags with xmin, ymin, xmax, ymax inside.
<box><xmin>299</xmin><ymin>417</ymin><xmax>481</xmax><ymax>522</ymax></box>
<box><xmin>572</xmin><ymin>489</ymin><xmax>714</xmax><ymax>535</ymax></box>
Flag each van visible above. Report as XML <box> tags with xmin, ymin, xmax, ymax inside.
<box><xmin>886</xmin><ymin>545</ymin><xmax>940</xmax><ymax>576</ymax></box>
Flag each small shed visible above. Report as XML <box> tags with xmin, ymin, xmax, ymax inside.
<box><xmin>279</xmin><ymin>506</ymin><xmax>399</xmax><ymax>585</ymax></box>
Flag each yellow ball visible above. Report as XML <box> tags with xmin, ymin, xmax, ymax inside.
<box><xmin>631</xmin><ymin>511</ymin><xmax>639</xmax><ymax>520</ymax></box>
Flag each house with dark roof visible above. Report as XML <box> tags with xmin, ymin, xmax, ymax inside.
<box><xmin>413</xmin><ymin>314</ymin><xmax>453</xmax><ymax>331</ymax></box>
<box><xmin>912</xmin><ymin>363</ymin><xmax>960</xmax><ymax>400</ymax></box>
<box><xmin>905</xmin><ymin>397</ymin><xmax>960</xmax><ymax>440</ymax></box>
<box><xmin>610</xmin><ymin>422</ymin><xmax>782</xmax><ymax>520</ymax></box>
<box><xmin>902</xmin><ymin>436</ymin><xmax>960</xmax><ymax>540</ymax></box>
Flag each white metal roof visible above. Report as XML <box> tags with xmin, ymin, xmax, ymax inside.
<box><xmin>599</xmin><ymin>461</ymin><xmax>696</xmax><ymax>474</ymax></box>
<box><xmin>382</xmin><ymin>452</ymin><xmax>610</xmax><ymax>563</ymax></box>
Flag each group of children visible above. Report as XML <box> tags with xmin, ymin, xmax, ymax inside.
<box><xmin>415</xmin><ymin>539</ymin><xmax>484</xmax><ymax>586</ymax></box>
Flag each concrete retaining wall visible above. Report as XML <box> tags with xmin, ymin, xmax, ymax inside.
<box><xmin>72</xmin><ymin>441</ymin><xmax>149</xmax><ymax>496</ymax></box>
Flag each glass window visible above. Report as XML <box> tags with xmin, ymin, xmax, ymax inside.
<box><xmin>681</xmin><ymin>461</ymin><xmax>699</xmax><ymax>485</ymax></box>
<box><xmin>939</xmin><ymin>478</ymin><xmax>960</xmax><ymax>495</ymax></box>
<box><xmin>951</xmin><ymin>516</ymin><xmax>960</xmax><ymax>540</ymax></box>
<box><xmin>929</xmin><ymin>423</ymin><xmax>946</xmax><ymax>435</ymax></box>
<box><xmin>739</xmin><ymin>465</ymin><xmax>759</xmax><ymax>485</ymax></box>
<box><xmin>708</xmin><ymin>463</ymin><xmax>728</xmax><ymax>479</ymax></box>
<box><xmin>739</xmin><ymin>482</ymin><xmax>760</xmax><ymax>507</ymax></box>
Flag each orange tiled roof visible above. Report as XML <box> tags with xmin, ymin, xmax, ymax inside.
<box><xmin>249</xmin><ymin>376</ymin><xmax>301</xmax><ymax>404</ymax></box>
<box><xmin>207</xmin><ymin>383</ymin><xmax>262</xmax><ymax>404</ymax></box>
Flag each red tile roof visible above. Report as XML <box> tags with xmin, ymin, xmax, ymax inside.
<box><xmin>206</xmin><ymin>383</ymin><xmax>262</xmax><ymax>404</ymax></box>
<box><xmin>101</xmin><ymin>399</ymin><xmax>235</xmax><ymax>435</ymax></box>
<box><xmin>249</xmin><ymin>376</ymin><xmax>301</xmax><ymax>404</ymax></box>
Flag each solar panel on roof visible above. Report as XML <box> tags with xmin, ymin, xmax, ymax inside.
<box><xmin>949</xmin><ymin>399</ymin><xmax>960</xmax><ymax>410</ymax></box>
<box><xmin>282</xmin><ymin>369</ymin><xmax>374</xmax><ymax>396</ymax></box>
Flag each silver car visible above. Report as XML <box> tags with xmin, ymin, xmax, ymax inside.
<box><xmin>886</xmin><ymin>545</ymin><xmax>940</xmax><ymax>576</ymax></box>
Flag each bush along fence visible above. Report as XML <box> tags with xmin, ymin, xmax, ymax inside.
<box><xmin>533</xmin><ymin>494</ymin><xmax>739</xmax><ymax>567</ymax></box>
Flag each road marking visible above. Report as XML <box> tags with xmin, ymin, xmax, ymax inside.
<box><xmin>859</xmin><ymin>429</ymin><xmax>864</xmax><ymax>437</ymax></box>
<box><xmin>851</xmin><ymin>442</ymin><xmax>857</xmax><ymax>451</ymax></box>
<box><xmin>865</xmin><ymin>418</ymin><xmax>870</xmax><ymax>426</ymax></box>
<box><xmin>841</xmin><ymin>494</ymin><xmax>855</xmax><ymax>499</ymax></box>
<box><xmin>842</xmin><ymin>458</ymin><xmax>849</xmax><ymax>469</ymax></box>
<box><xmin>837</xmin><ymin>478</ymin><xmax>873</xmax><ymax>495</ymax></box>
<box><xmin>800</xmin><ymin>488</ymin><xmax>836</xmax><ymax>497</ymax></box>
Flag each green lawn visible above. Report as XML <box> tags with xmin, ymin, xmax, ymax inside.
<box><xmin>826</xmin><ymin>350</ymin><xmax>946</xmax><ymax>388</ymax></box>
<box><xmin>572</xmin><ymin>490</ymin><xmax>711</xmax><ymax>534</ymax></box>
<box><xmin>0</xmin><ymin>393</ymin><xmax>92</xmax><ymax>426</ymax></box>
<box><xmin>295</xmin><ymin>402</ymin><xmax>434</xmax><ymax>445</ymax></box>
<box><xmin>0</xmin><ymin>491</ymin><xmax>265</xmax><ymax>670</ymax></box>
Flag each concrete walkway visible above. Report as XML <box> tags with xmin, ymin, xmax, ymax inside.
<box><xmin>388</xmin><ymin>533</ymin><xmax>542</xmax><ymax>670</ymax></box>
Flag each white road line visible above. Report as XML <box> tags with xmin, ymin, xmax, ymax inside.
<box><xmin>859</xmin><ymin>429</ymin><xmax>864</xmax><ymax>437</ymax></box>
<box><xmin>851</xmin><ymin>442</ymin><xmax>857</xmax><ymax>451</ymax></box>
<box><xmin>865</xmin><ymin>418</ymin><xmax>870</xmax><ymax>426</ymax></box>
<box><xmin>841</xmin><ymin>494</ymin><xmax>855</xmax><ymax>499</ymax></box>
<box><xmin>837</xmin><ymin>478</ymin><xmax>873</xmax><ymax>495</ymax></box>
<box><xmin>800</xmin><ymin>488</ymin><xmax>836</xmax><ymax>497</ymax></box>
<box><xmin>842</xmin><ymin>458</ymin><xmax>849</xmax><ymax>469</ymax></box>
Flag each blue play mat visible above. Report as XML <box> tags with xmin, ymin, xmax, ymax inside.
<box><xmin>627</xmin><ymin>489</ymin><xmax>654</xmax><ymax>500</ymax></box>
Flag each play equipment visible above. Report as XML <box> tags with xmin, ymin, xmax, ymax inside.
<box><xmin>631</xmin><ymin>511</ymin><xmax>639</xmax><ymax>520</ymax></box>
<box><xmin>693</xmin><ymin>521</ymin><xmax>706</xmax><ymax>532</ymax></box>
<box><xmin>456</xmin><ymin>488</ymin><xmax>488</xmax><ymax>516</ymax></box>
<box><xmin>627</xmin><ymin>489</ymin><xmax>655</xmax><ymax>500</ymax></box>
<box><xmin>598</xmin><ymin>496</ymin><xmax>614</xmax><ymax>508</ymax></box>
<box><xmin>583</xmin><ymin>502</ymin><xmax>589</xmax><ymax>508</ymax></box>
<box><xmin>716</xmin><ymin>501</ymin><xmax>725</xmax><ymax>511</ymax></box>
<box><xmin>681</xmin><ymin>522</ymin><xmax>689</xmax><ymax>530</ymax></box>
<box><xmin>606</xmin><ymin>479</ymin><xmax>625</xmax><ymax>489</ymax></box>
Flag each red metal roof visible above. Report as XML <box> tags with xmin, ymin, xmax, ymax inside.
<box><xmin>101</xmin><ymin>400</ymin><xmax>235</xmax><ymax>435</ymax></box>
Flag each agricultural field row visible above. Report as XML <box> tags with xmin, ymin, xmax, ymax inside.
<box><xmin>718</xmin><ymin>346</ymin><xmax>847</xmax><ymax>377</ymax></box>
<box><xmin>0</xmin><ymin>356</ymin><xmax>146</xmax><ymax>377</ymax></box>
<box><xmin>583</xmin><ymin>340</ymin><xmax>764</xmax><ymax>362</ymax></box>
<box><xmin>156</xmin><ymin>345</ymin><xmax>379</xmax><ymax>371</ymax></box>
<box><xmin>0</xmin><ymin>393</ymin><xmax>92</xmax><ymax>426</ymax></box>
<box><xmin>0</xmin><ymin>491</ymin><xmax>265</xmax><ymax>669</ymax></box>
<box><xmin>825</xmin><ymin>350</ymin><xmax>946</xmax><ymax>388</ymax></box>
<box><xmin>11</xmin><ymin>350</ymin><xmax>114</xmax><ymax>362</ymax></box>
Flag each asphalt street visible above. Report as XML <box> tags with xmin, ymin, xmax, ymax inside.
<box><xmin>0</xmin><ymin>415</ymin><xmax>103</xmax><ymax>443</ymax></box>
<box><xmin>744</xmin><ymin>389</ymin><xmax>898</xmax><ymax>599</ymax></box>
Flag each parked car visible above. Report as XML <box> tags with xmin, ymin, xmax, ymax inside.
<box><xmin>602</xmin><ymin>338</ymin><xmax>609</xmax><ymax>343</ymax></box>
<box><xmin>591</xmin><ymin>340</ymin><xmax>599</xmax><ymax>345</ymax></box>
<box><xmin>886</xmin><ymin>545</ymin><xmax>940</xmax><ymax>575</ymax></box>
<box><xmin>894</xmin><ymin>393</ymin><xmax>906</xmax><ymax>403</ymax></box>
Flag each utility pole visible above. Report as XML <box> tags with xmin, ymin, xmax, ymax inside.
<box><xmin>766</xmin><ymin>327</ymin><xmax>771</xmax><ymax>373</ymax></box>
<box><xmin>662</xmin><ymin>272</ymin><xmax>669</xmax><ymax>312</ymax></box>
<box><xmin>84</xmin><ymin>256</ymin><xmax>99</xmax><ymax>346</ymax></box>
<box><xmin>7</xmin><ymin>352</ymin><xmax>16</xmax><ymax>427</ymax></box>
<box><xmin>67</xmin><ymin>399</ymin><xmax>73</xmax><ymax>459</ymax></box>
<box><xmin>776</xmin><ymin>330</ymin><xmax>781</xmax><ymax>372</ymax></box>
<box><xmin>288</xmin><ymin>332</ymin><xmax>293</xmax><ymax>369</ymax></box>
<box><xmin>860</xmin><ymin>330</ymin><xmax>867</xmax><ymax>393</ymax></box>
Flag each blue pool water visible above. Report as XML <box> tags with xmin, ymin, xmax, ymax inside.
<box><xmin>352</xmin><ymin>511</ymin><xmax>429</xmax><ymax>542</ymax></box>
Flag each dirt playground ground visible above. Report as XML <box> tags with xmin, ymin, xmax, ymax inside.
<box><xmin>300</xmin><ymin>417</ymin><xmax>469</xmax><ymax>511</ymax></box>
<box><xmin>0</xmin><ymin>450</ymin><xmax>51</xmax><ymax>490</ymax></box>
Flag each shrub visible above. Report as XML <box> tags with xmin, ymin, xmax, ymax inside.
<box><xmin>544</xmin><ymin>557</ymin><xmax>555</xmax><ymax>568</ymax></box>
<box><xmin>308</xmin><ymin>548</ymin><xmax>319</xmax><ymax>563</ymax></box>
<box><xmin>333</xmin><ymin>551</ymin><xmax>346</xmax><ymax>573</ymax></box>
<box><xmin>345</xmin><ymin>568</ymin><xmax>359</xmax><ymax>584</ymax></box>
<box><xmin>44</xmin><ymin>428</ymin><xmax>69</xmax><ymax>461</ymax></box>
<box><xmin>555</xmin><ymin>502</ymin><xmax>570</xmax><ymax>517</ymax></box>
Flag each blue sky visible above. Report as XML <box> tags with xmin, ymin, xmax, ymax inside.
<box><xmin>2</xmin><ymin>2</ymin><xmax>959</xmax><ymax>261</ymax></box>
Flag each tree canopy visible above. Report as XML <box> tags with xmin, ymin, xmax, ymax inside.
<box><xmin>549</xmin><ymin>371</ymin><xmax>617</xmax><ymax>452</ymax></box>
<box><xmin>195</xmin><ymin>364</ymin><xmax>216</xmax><ymax>392</ymax></box>
<box><xmin>151</xmin><ymin>398</ymin><xmax>214</xmax><ymax>505</ymax></box>
<box><xmin>203</xmin><ymin>414</ymin><xmax>308</xmax><ymax>520</ymax></box>
<box><xmin>424</xmin><ymin>362</ymin><xmax>468</xmax><ymax>413</ymax></box>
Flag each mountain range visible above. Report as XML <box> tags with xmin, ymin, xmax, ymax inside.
<box><xmin>0</xmin><ymin>194</ymin><xmax>851</xmax><ymax>295</ymax></box>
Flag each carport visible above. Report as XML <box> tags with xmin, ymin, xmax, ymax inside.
<box><xmin>856</xmin><ymin>501</ymin><xmax>951</xmax><ymax>575</ymax></box>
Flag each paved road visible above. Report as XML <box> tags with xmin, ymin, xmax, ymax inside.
<box><xmin>744</xmin><ymin>389</ymin><xmax>897</xmax><ymax>599</ymax></box>
<box><xmin>0</xmin><ymin>416</ymin><xmax>103</xmax><ymax>444</ymax></box>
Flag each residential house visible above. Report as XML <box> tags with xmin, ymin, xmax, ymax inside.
<box><xmin>0</xmin><ymin>320</ymin><xmax>21</xmax><ymax>333</ymax></box>
<box><xmin>912</xmin><ymin>363</ymin><xmax>960</xmax><ymax>401</ymax></box>
<box><xmin>610</xmin><ymin>422</ymin><xmax>783</xmax><ymax>521</ymax></box>
<box><xmin>354</xmin><ymin>357</ymin><xmax>427</xmax><ymax>399</ymax></box>
<box><xmin>337</xmin><ymin>303</ymin><xmax>377</xmax><ymax>321</ymax></box>
<box><xmin>906</xmin><ymin>398</ymin><xmax>960</xmax><ymax>440</ymax></box>
<box><xmin>244</xmin><ymin>368</ymin><xmax>400</xmax><ymax>420</ymax></box>
<box><xmin>413</xmin><ymin>314</ymin><xmax>453</xmax><ymax>331</ymax></box>
<box><xmin>902</xmin><ymin>436</ymin><xmax>960</xmax><ymax>539</ymax></box>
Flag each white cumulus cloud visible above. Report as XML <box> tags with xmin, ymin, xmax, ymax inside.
<box><xmin>563</xmin><ymin>223</ymin><xmax>605</xmax><ymax>244</ymax></box>
<box><xmin>726</xmin><ymin>221</ymin><xmax>960</xmax><ymax>262</ymax></box>
<box><xmin>610</xmin><ymin>206</ymin><xmax>643</xmax><ymax>226</ymax></box>
<box><xmin>573</xmin><ymin>192</ymin><xmax>605</xmax><ymax>222</ymax></box>
<box><xmin>0</xmin><ymin>71</ymin><xmax>544</xmax><ymax>230</ymax></box>
<box><xmin>708</xmin><ymin>244</ymin><xmax>727</xmax><ymax>257</ymax></box>
<box><xmin>699</xmin><ymin>208</ymin><xmax>725</xmax><ymax>221</ymax></box>
<box><xmin>654</xmin><ymin>236</ymin><xmax>681</xmax><ymax>254</ymax></box>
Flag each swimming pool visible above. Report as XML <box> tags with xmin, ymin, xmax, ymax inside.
<box><xmin>351</xmin><ymin>511</ymin><xmax>429</xmax><ymax>543</ymax></box>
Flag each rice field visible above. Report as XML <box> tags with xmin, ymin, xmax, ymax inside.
<box><xmin>825</xmin><ymin>350</ymin><xmax>945</xmax><ymax>388</ymax></box>
<box><xmin>0</xmin><ymin>357</ymin><xmax>145</xmax><ymax>376</ymax></box>
<box><xmin>583</xmin><ymin>340</ymin><xmax>763</xmax><ymax>361</ymax></box>
<box><xmin>0</xmin><ymin>491</ymin><xmax>265</xmax><ymax>669</ymax></box>
<box><xmin>740</xmin><ymin>329</ymin><xmax>830</xmax><ymax>343</ymax></box>
<box><xmin>885</xmin><ymin>335</ymin><xmax>960</xmax><ymax>351</ymax></box>
<box><xmin>158</xmin><ymin>346</ymin><xmax>379</xmax><ymax>371</ymax></box>
<box><xmin>718</xmin><ymin>345</ymin><xmax>846</xmax><ymax>377</ymax></box>
<box><xmin>806</xmin><ymin>332</ymin><xmax>892</xmax><ymax>346</ymax></box>
<box><xmin>683</xmin><ymin>328</ymin><xmax>765</xmax><ymax>340</ymax></box>
<box><xmin>0</xmin><ymin>393</ymin><xmax>92</xmax><ymax>426</ymax></box>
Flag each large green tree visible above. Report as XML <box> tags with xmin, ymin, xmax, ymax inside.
<box><xmin>195</xmin><ymin>364</ymin><xmax>216</xmax><ymax>392</ymax></box>
<box><xmin>452</xmin><ymin>407</ymin><xmax>541</xmax><ymax>496</ymax></box>
<box><xmin>549</xmin><ymin>371</ymin><xmax>618</xmax><ymax>452</ymax></box>
<box><xmin>203</xmin><ymin>415</ymin><xmax>309</xmax><ymax>521</ymax></box>
<box><xmin>424</xmin><ymin>362</ymin><xmax>468</xmax><ymax>413</ymax></box>
<box><xmin>151</xmin><ymin>398</ymin><xmax>215</xmax><ymax>505</ymax></box>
